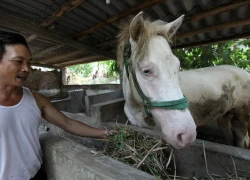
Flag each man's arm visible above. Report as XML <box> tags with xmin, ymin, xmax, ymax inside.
<box><xmin>32</xmin><ymin>91</ymin><xmax>110</xmax><ymax>138</ymax></box>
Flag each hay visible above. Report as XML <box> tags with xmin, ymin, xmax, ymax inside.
<box><xmin>102</xmin><ymin>125</ymin><xmax>249</xmax><ymax>180</ymax></box>
<box><xmin>103</xmin><ymin>126</ymin><xmax>174</xmax><ymax>179</ymax></box>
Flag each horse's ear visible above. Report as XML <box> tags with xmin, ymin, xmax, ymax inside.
<box><xmin>164</xmin><ymin>15</ymin><xmax>184</xmax><ymax>39</ymax></box>
<box><xmin>129</xmin><ymin>11</ymin><xmax>144</xmax><ymax>41</ymax></box>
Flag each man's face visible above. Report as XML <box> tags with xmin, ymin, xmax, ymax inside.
<box><xmin>0</xmin><ymin>44</ymin><xmax>31</xmax><ymax>87</ymax></box>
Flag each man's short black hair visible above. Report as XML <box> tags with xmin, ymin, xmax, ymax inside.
<box><xmin>0</xmin><ymin>31</ymin><xmax>30</xmax><ymax>60</ymax></box>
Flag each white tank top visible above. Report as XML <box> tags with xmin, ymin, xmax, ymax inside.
<box><xmin>0</xmin><ymin>87</ymin><xmax>42</xmax><ymax>180</ymax></box>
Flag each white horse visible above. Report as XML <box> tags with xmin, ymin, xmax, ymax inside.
<box><xmin>117</xmin><ymin>12</ymin><xmax>250</xmax><ymax>149</ymax></box>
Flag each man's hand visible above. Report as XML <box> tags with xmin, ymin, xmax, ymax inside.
<box><xmin>103</xmin><ymin>129</ymin><xmax>118</xmax><ymax>138</ymax></box>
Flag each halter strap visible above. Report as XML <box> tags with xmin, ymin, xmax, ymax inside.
<box><xmin>124</xmin><ymin>43</ymin><xmax>189</xmax><ymax>116</ymax></box>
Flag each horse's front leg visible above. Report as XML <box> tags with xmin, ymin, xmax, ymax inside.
<box><xmin>217</xmin><ymin>113</ymin><xmax>235</xmax><ymax>146</ymax></box>
<box><xmin>218</xmin><ymin>111</ymin><xmax>250</xmax><ymax>148</ymax></box>
<box><xmin>230</xmin><ymin>111</ymin><xmax>250</xmax><ymax>148</ymax></box>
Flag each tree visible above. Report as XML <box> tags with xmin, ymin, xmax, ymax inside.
<box><xmin>99</xmin><ymin>60</ymin><xmax>120</xmax><ymax>77</ymax></box>
<box><xmin>68</xmin><ymin>60</ymin><xmax>120</xmax><ymax>78</ymax></box>
<box><xmin>174</xmin><ymin>39</ymin><xmax>250</xmax><ymax>71</ymax></box>
<box><xmin>68</xmin><ymin>63</ymin><xmax>93</xmax><ymax>77</ymax></box>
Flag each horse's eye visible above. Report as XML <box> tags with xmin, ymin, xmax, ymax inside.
<box><xmin>143</xmin><ymin>69</ymin><xmax>151</xmax><ymax>74</ymax></box>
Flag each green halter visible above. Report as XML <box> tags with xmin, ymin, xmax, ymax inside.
<box><xmin>124</xmin><ymin>43</ymin><xmax>189</xmax><ymax>116</ymax></box>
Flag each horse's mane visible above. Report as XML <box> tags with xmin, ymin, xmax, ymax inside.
<box><xmin>117</xmin><ymin>17</ymin><xmax>171</xmax><ymax>70</ymax></box>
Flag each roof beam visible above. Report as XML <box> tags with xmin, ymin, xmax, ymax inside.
<box><xmin>40</xmin><ymin>0</ymin><xmax>87</xmax><ymax>28</ymax></box>
<box><xmin>186</xmin><ymin>0</ymin><xmax>250</xmax><ymax>21</ymax></box>
<box><xmin>31</xmin><ymin>62</ymin><xmax>61</xmax><ymax>69</ymax></box>
<box><xmin>28</xmin><ymin>0</ymin><xmax>87</xmax><ymax>57</ymax></box>
<box><xmin>39</xmin><ymin>50</ymin><xmax>83</xmax><ymax>63</ymax></box>
<box><xmin>53</xmin><ymin>55</ymin><xmax>104</xmax><ymax>66</ymax></box>
<box><xmin>26</xmin><ymin>34</ymin><xmax>39</xmax><ymax>42</ymax></box>
<box><xmin>174</xmin><ymin>32</ymin><xmax>250</xmax><ymax>49</ymax></box>
<box><xmin>75</xmin><ymin>0</ymin><xmax>166</xmax><ymax>39</ymax></box>
<box><xmin>178</xmin><ymin>18</ymin><xmax>250</xmax><ymax>39</ymax></box>
<box><xmin>96</xmin><ymin>38</ymin><xmax>116</xmax><ymax>48</ymax></box>
<box><xmin>27</xmin><ymin>0</ymin><xmax>86</xmax><ymax>42</ymax></box>
<box><xmin>32</xmin><ymin>44</ymin><xmax>64</xmax><ymax>58</ymax></box>
<box><xmin>96</xmin><ymin>0</ymin><xmax>250</xmax><ymax>47</ymax></box>
<box><xmin>0</xmin><ymin>11</ymin><xmax>115</xmax><ymax>59</ymax></box>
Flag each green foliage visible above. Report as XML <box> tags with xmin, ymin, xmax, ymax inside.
<box><xmin>99</xmin><ymin>60</ymin><xmax>120</xmax><ymax>77</ymax></box>
<box><xmin>174</xmin><ymin>39</ymin><xmax>250</xmax><ymax>71</ymax></box>
<box><xmin>68</xmin><ymin>39</ymin><xmax>250</xmax><ymax>78</ymax></box>
<box><xmin>68</xmin><ymin>63</ymin><xmax>93</xmax><ymax>77</ymax></box>
<box><xmin>69</xmin><ymin>60</ymin><xmax>119</xmax><ymax>78</ymax></box>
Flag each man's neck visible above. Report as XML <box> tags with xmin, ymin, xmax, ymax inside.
<box><xmin>0</xmin><ymin>86</ymin><xmax>23</xmax><ymax>106</ymax></box>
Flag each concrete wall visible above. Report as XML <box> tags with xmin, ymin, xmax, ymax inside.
<box><xmin>67</xmin><ymin>89</ymin><xmax>86</xmax><ymax>113</ymax></box>
<box><xmin>24</xmin><ymin>69</ymin><xmax>122</xmax><ymax>101</ymax></box>
<box><xmin>51</xmin><ymin>94</ymin><xmax>85</xmax><ymax>114</ymax></box>
<box><xmin>25</xmin><ymin>69</ymin><xmax>122</xmax><ymax>92</ymax></box>
<box><xmin>63</xmin><ymin>84</ymin><xmax>122</xmax><ymax>92</ymax></box>
<box><xmin>85</xmin><ymin>90</ymin><xmax>123</xmax><ymax>116</ymax></box>
<box><xmin>91</xmin><ymin>98</ymin><xmax>127</xmax><ymax>123</ymax></box>
<box><xmin>51</xmin><ymin>98</ymin><xmax>72</xmax><ymax>112</ymax></box>
<box><xmin>51</xmin><ymin>89</ymin><xmax>125</xmax><ymax>121</ymax></box>
<box><xmin>25</xmin><ymin>69</ymin><xmax>62</xmax><ymax>91</ymax></box>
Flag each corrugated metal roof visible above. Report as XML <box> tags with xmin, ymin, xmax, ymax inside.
<box><xmin>0</xmin><ymin>0</ymin><xmax>249</xmax><ymax>68</ymax></box>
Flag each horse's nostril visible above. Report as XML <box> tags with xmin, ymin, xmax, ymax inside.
<box><xmin>175</xmin><ymin>132</ymin><xmax>193</xmax><ymax>149</ymax></box>
<box><xmin>177</xmin><ymin>133</ymin><xmax>183</xmax><ymax>142</ymax></box>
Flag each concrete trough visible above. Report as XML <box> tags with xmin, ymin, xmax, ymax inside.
<box><xmin>41</xmin><ymin>119</ymin><xmax>250</xmax><ymax>179</ymax></box>
<box><xmin>104</xmin><ymin>123</ymin><xmax>250</xmax><ymax>179</ymax></box>
<box><xmin>40</xmin><ymin>132</ymin><xmax>158</xmax><ymax>180</ymax></box>
<box><xmin>174</xmin><ymin>139</ymin><xmax>250</xmax><ymax>178</ymax></box>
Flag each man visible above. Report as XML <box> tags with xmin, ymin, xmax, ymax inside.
<box><xmin>0</xmin><ymin>31</ymin><xmax>115</xmax><ymax>179</ymax></box>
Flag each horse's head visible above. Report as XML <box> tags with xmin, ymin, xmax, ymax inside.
<box><xmin>117</xmin><ymin>12</ymin><xmax>196</xmax><ymax>149</ymax></box>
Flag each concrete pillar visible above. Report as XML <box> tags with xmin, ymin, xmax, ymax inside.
<box><xmin>61</xmin><ymin>67</ymin><xmax>67</xmax><ymax>85</ymax></box>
